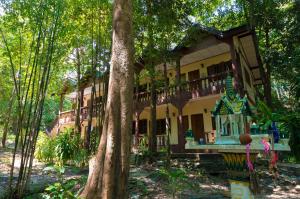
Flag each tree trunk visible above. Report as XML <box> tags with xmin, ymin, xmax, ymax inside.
<box><xmin>175</xmin><ymin>58</ymin><xmax>184</xmax><ymax>153</ymax></box>
<box><xmin>81</xmin><ymin>0</ymin><xmax>133</xmax><ymax>198</ymax></box>
<box><xmin>2</xmin><ymin>89</ymin><xmax>15</xmax><ymax>148</ymax></box>
<box><xmin>134</xmin><ymin>75</ymin><xmax>140</xmax><ymax>147</ymax></box>
<box><xmin>264</xmin><ymin>28</ymin><xmax>272</xmax><ymax>108</ymax></box>
<box><xmin>86</xmin><ymin>85</ymin><xmax>95</xmax><ymax>150</ymax></box>
<box><xmin>163</xmin><ymin>62</ymin><xmax>171</xmax><ymax>167</ymax></box>
<box><xmin>75</xmin><ymin>48</ymin><xmax>82</xmax><ymax>134</ymax></box>
<box><xmin>149</xmin><ymin>69</ymin><xmax>157</xmax><ymax>154</ymax></box>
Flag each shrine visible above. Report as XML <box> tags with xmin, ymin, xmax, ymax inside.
<box><xmin>185</xmin><ymin>74</ymin><xmax>291</xmax><ymax>198</ymax></box>
<box><xmin>212</xmin><ymin>75</ymin><xmax>252</xmax><ymax>145</ymax></box>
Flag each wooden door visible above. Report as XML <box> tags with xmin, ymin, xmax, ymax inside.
<box><xmin>188</xmin><ymin>70</ymin><xmax>200</xmax><ymax>97</ymax></box>
<box><xmin>182</xmin><ymin>115</ymin><xmax>189</xmax><ymax>133</ymax></box>
<box><xmin>191</xmin><ymin>114</ymin><xmax>205</xmax><ymax>142</ymax></box>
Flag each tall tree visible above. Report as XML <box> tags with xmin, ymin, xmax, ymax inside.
<box><xmin>81</xmin><ymin>0</ymin><xmax>134</xmax><ymax>198</ymax></box>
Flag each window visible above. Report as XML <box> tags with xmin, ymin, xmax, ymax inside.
<box><xmin>180</xmin><ymin>73</ymin><xmax>186</xmax><ymax>82</ymax></box>
<box><xmin>132</xmin><ymin>119</ymin><xmax>148</xmax><ymax>135</ymax></box>
<box><xmin>156</xmin><ymin>119</ymin><xmax>166</xmax><ymax>135</ymax></box>
<box><xmin>211</xmin><ymin>116</ymin><xmax>216</xmax><ymax>130</ymax></box>
<box><xmin>207</xmin><ymin>61</ymin><xmax>232</xmax><ymax>76</ymax></box>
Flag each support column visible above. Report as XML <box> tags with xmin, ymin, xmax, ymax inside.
<box><xmin>175</xmin><ymin>57</ymin><xmax>185</xmax><ymax>152</ymax></box>
<box><xmin>229</xmin><ymin>39</ymin><xmax>244</xmax><ymax>96</ymax></box>
<box><xmin>215</xmin><ymin>115</ymin><xmax>220</xmax><ymax>143</ymax></box>
<box><xmin>134</xmin><ymin>111</ymin><xmax>140</xmax><ymax>146</ymax></box>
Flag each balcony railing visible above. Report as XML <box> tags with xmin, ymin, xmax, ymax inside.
<box><xmin>58</xmin><ymin>72</ymin><xmax>231</xmax><ymax>126</ymax></box>
<box><xmin>59</xmin><ymin>110</ymin><xmax>75</xmax><ymax>124</ymax></box>
<box><xmin>134</xmin><ymin>71</ymin><xmax>230</xmax><ymax>105</ymax></box>
<box><xmin>132</xmin><ymin>134</ymin><xmax>167</xmax><ymax>150</ymax></box>
<box><xmin>59</xmin><ymin>105</ymin><xmax>98</xmax><ymax>125</ymax></box>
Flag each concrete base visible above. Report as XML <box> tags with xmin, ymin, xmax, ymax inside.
<box><xmin>230</xmin><ymin>180</ymin><xmax>255</xmax><ymax>199</ymax></box>
<box><xmin>185</xmin><ymin>136</ymin><xmax>290</xmax><ymax>152</ymax></box>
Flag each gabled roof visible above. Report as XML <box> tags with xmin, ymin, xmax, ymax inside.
<box><xmin>173</xmin><ymin>24</ymin><xmax>251</xmax><ymax>54</ymax></box>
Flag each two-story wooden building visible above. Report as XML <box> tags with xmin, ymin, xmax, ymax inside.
<box><xmin>50</xmin><ymin>24</ymin><xmax>263</xmax><ymax>153</ymax></box>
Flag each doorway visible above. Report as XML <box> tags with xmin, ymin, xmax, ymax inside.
<box><xmin>191</xmin><ymin>114</ymin><xmax>205</xmax><ymax>143</ymax></box>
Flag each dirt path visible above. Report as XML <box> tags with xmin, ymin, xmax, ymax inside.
<box><xmin>0</xmin><ymin>147</ymin><xmax>87</xmax><ymax>198</ymax></box>
<box><xmin>1</xmin><ymin>147</ymin><xmax>299</xmax><ymax>198</ymax></box>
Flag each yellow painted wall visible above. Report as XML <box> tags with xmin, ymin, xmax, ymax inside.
<box><xmin>138</xmin><ymin>53</ymin><xmax>231</xmax><ymax>88</ymax></box>
<box><xmin>54</xmin><ymin>43</ymin><xmax>258</xmax><ymax>146</ymax></box>
<box><xmin>136</xmin><ymin>95</ymin><xmax>220</xmax><ymax>145</ymax></box>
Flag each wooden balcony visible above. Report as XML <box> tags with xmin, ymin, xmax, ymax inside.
<box><xmin>134</xmin><ymin>71</ymin><xmax>231</xmax><ymax>107</ymax></box>
<box><xmin>58</xmin><ymin>72</ymin><xmax>231</xmax><ymax>126</ymax></box>
<box><xmin>59</xmin><ymin>110</ymin><xmax>75</xmax><ymax>125</ymax></box>
<box><xmin>59</xmin><ymin>104</ymin><xmax>99</xmax><ymax>125</ymax></box>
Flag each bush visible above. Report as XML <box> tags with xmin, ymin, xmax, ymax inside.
<box><xmin>35</xmin><ymin>129</ymin><xmax>89</xmax><ymax>166</ymax></box>
<box><xmin>35</xmin><ymin>133</ymin><xmax>55</xmax><ymax>163</ymax></box>
<box><xmin>55</xmin><ymin>129</ymin><xmax>80</xmax><ymax>165</ymax></box>
<box><xmin>151</xmin><ymin>167</ymin><xmax>190</xmax><ymax>198</ymax></box>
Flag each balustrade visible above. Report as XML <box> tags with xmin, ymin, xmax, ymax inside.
<box><xmin>59</xmin><ymin>110</ymin><xmax>75</xmax><ymax>124</ymax></box>
<box><xmin>134</xmin><ymin>71</ymin><xmax>231</xmax><ymax>105</ymax></box>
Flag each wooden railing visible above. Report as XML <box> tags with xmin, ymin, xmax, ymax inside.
<box><xmin>81</xmin><ymin>105</ymin><xmax>100</xmax><ymax>120</ymax></box>
<box><xmin>134</xmin><ymin>71</ymin><xmax>231</xmax><ymax>105</ymax></box>
<box><xmin>131</xmin><ymin>134</ymin><xmax>167</xmax><ymax>150</ymax></box>
<box><xmin>57</xmin><ymin>72</ymin><xmax>231</xmax><ymax>126</ymax></box>
<box><xmin>156</xmin><ymin>135</ymin><xmax>167</xmax><ymax>148</ymax></box>
<box><xmin>59</xmin><ymin>110</ymin><xmax>75</xmax><ymax>124</ymax></box>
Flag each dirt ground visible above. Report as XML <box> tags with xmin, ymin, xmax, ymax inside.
<box><xmin>129</xmin><ymin>158</ymin><xmax>300</xmax><ymax>199</ymax></box>
<box><xmin>0</xmin><ymin>147</ymin><xmax>299</xmax><ymax>199</ymax></box>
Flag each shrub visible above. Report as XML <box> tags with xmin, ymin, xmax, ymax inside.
<box><xmin>41</xmin><ymin>165</ymin><xmax>86</xmax><ymax>199</ymax></box>
<box><xmin>54</xmin><ymin>129</ymin><xmax>81</xmax><ymax>165</ymax></box>
<box><xmin>35</xmin><ymin>128</ymin><xmax>89</xmax><ymax>166</ymax></box>
<box><xmin>35</xmin><ymin>133</ymin><xmax>55</xmax><ymax>163</ymax></box>
<box><xmin>151</xmin><ymin>167</ymin><xmax>190</xmax><ymax>198</ymax></box>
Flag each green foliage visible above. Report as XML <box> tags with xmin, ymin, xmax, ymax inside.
<box><xmin>42</xmin><ymin>182</ymin><xmax>77</xmax><ymax>199</ymax></box>
<box><xmin>35</xmin><ymin>129</ymin><xmax>89</xmax><ymax>166</ymax></box>
<box><xmin>89</xmin><ymin>128</ymin><xmax>100</xmax><ymax>155</ymax></box>
<box><xmin>55</xmin><ymin>129</ymin><xmax>80</xmax><ymax>165</ymax></box>
<box><xmin>153</xmin><ymin>167</ymin><xmax>190</xmax><ymax>198</ymax></box>
<box><xmin>43</xmin><ymin>165</ymin><xmax>66</xmax><ymax>182</ymax></box>
<box><xmin>283</xmin><ymin>114</ymin><xmax>300</xmax><ymax>162</ymax></box>
<box><xmin>54</xmin><ymin>129</ymin><xmax>89</xmax><ymax>166</ymax></box>
<box><xmin>42</xmin><ymin>165</ymin><xmax>87</xmax><ymax>198</ymax></box>
<box><xmin>35</xmin><ymin>133</ymin><xmax>56</xmax><ymax>163</ymax></box>
<box><xmin>256</xmin><ymin>100</ymin><xmax>300</xmax><ymax>161</ymax></box>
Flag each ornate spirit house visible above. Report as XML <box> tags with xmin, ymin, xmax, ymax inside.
<box><xmin>212</xmin><ymin>75</ymin><xmax>252</xmax><ymax>145</ymax></box>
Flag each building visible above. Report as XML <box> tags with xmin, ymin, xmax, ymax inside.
<box><xmin>50</xmin><ymin>25</ymin><xmax>263</xmax><ymax>153</ymax></box>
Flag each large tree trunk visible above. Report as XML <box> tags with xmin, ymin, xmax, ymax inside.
<box><xmin>81</xmin><ymin>0</ymin><xmax>133</xmax><ymax>198</ymax></box>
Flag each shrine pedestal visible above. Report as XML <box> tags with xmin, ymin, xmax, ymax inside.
<box><xmin>221</xmin><ymin>152</ymin><xmax>259</xmax><ymax>198</ymax></box>
<box><xmin>230</xmin><ymin>180</ymin><xmax>254</xmax><ymax>199</ymax></box>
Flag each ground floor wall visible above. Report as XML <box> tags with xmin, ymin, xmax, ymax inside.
<box><xmin>135</xmin><ymin>95</ymin><xmax>220</xmax><ymax>149</ymax></box>
<box><xmin>53</xmin><ymin>95</ymin><xmax>221</xmax><ymax>152</ymax></box>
